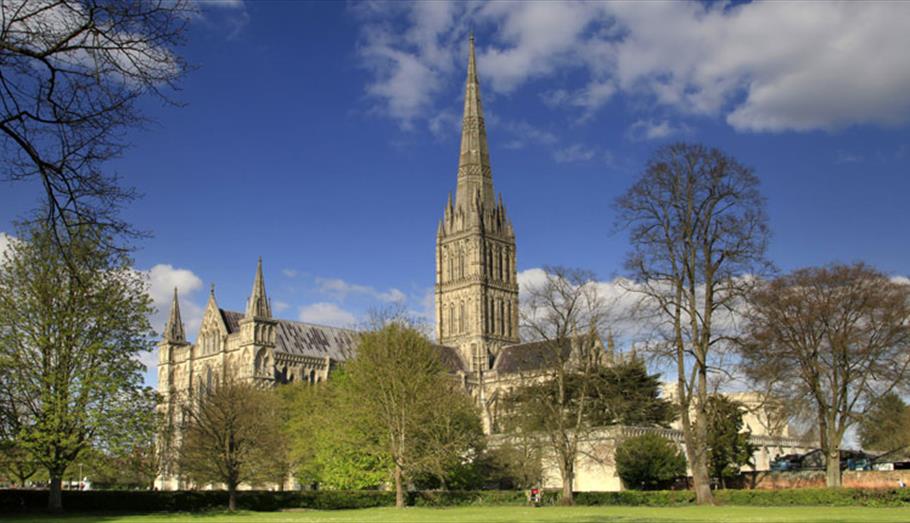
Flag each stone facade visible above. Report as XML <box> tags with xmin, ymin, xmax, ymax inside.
<box><xmin>155</xmin><ymin>259</ymin><xmax>359</xmax><ymax>490</ymax></box>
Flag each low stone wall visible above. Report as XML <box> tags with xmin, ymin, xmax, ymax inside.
<box><xmin>753</xmin><ymin>470</ymin><xmax>909</xmax><ymax>490</ymax></box>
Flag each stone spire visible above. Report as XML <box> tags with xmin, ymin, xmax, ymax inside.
<box><xmin>163</xmin><ymin>287</ymin><xmax>186</xmax><ymax>343</ymax></box>
<box><xmin>245</xmin><ymin>257</ymin><xmax>271</xmax><ymax>319</ymax></box>
<box><xmin>455</xmin><ymin>34</ymin><xmax>494</xmax><ymax>211</ymax></box>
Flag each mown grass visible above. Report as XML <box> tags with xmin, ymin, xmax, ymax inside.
<box><xmin>7</xmin><ymin>505</ymin><xmax>910</xmax><ymax>523</ymax></box>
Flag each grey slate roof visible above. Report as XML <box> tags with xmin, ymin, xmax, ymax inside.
<box><xmin>220</xmin><ymin>310</ymin><xmax>244</xmax><ymax>334</ymax></box>
<box><xmin>218</xmin><ymin>309</ymin><xmax>467</xmax><ymax>372</ymax></box>
<box><xmin>432</xmin><ymin>344</ymin><xmax>468</xmax><ymax>374</ymax></box>
<box><xmin>220</xmin><ymin>309</ymin><xmax>359</xmax><ymax>361</ymax></box>
<box><xmin>273</xmin><ymin>320</ymin><xmax>359</xmax><ymax>361</ymax></box>
<box><xmin>493</xmin><ymin>338</ymin><xmax>574</xmax><ymax>374</ymax></box>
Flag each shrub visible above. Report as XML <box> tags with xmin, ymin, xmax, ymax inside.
<box><xmin>615</xmin><ymin>433</ymin><xmax>687</xmax><ymax>490</ymax></box>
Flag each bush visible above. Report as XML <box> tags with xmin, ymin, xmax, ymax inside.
<box><xmin>409</xmin><ymin>490</ymin><xmax>559</xmax><ymax>507</ymax></box>
<box><xmin>4</xmin><ymin>487</ymin><xmax>910</xmax><ymax>513</ymax></box>
<box><xmin>615</xmin><ymin>433</ymin><xmax>687</xmax><ymax>490</ymax></box>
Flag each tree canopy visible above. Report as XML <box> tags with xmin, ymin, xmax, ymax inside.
<box><xmin>0</xmin><ymin>222</ymin><xmax>154</xmax><ymax>510</ymax></box>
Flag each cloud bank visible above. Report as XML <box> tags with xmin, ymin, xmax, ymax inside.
<box><xmin>356</xmin><ymin>1</ymin><xmax>910</xmax><ymax>134</ymax></box>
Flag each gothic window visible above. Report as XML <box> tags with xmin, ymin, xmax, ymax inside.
<box><xmin>489</xmin><ymin>296</ymin><xmax>495</xmax><ymax>334</ymax></box>
<box><xmin>459</xmin><ymin>302</ymin><xmax>465</xmax><ymax>334</ymax></box>
<box><xmin>504</xmin><ymin>249</ymin><xmax>511</xmax><ymax>282</ymax></box>
<box><xmin>498</xmin><ymin>299</ymin><xmax>505</xmax><ymax>336</ymax></box>
<box><xmin>506</xmin><ymin>301</ymin><xmax>512</xmax><ymax>338</ymax></box>
<box><xmin>254</xmin><ymin>349</ymin><xmax>268</xmax><ymax>376</ymax></box>
<box><xmin>309</xmin><ymin>369</ymin><xmax>316</xmax><ymax>383</ymax></box>
<box><xmin>449</xmin><ymin>303</ymin><xmax>455</xmax><ymax>335</ymax></box>
<box><xmin>459</xmin><ymin>249</ymin><xmax>465</xmax><ymax>279</ymax></box>
<box><xmin>447</xmin><ymin>255</ymin><xmax>453</xmax><ymax>282</ymax></box>
<box><xmin>498</xmin><ymin>247</ymin><xmax>503</xmax><ymax>281</ymax></box>
<box><xmin>206</xmin><ymin>367</ymin><xmax>213</xmax><ymax>391</ymax></box>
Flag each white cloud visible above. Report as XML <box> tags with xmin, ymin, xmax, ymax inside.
<box><xmin>499</xmin><ymin>120</ymin><xmax>558</xmax><ymax>150</ymax></box>
<box><xmin>282</xmin><ymin>269</ymin><xmax>298</xmax><ymax>278</ymax></box>
<box><xmin>354</xmin><ymin>1</ymin><xmax>910</xmax><ymax>133</ymax></box>
<box><xmin>298</xmin><ymin>302</ymin><xmax>357</xmax><ymax>327</ymax></box>
<box><xmin>274</xmin><ymin>300</ymin><xmax>290</xmax><ymax>313</ymax></box>
<box><xmin>891</xmin><ymin>276</ymin><xmax>910</xmax><ymax>286</ymax></box>
<box><xmin>553</xmin><ymin>144</ymin><xmax>596</xmax><ymax>163</ymax></box>
<box><xmin>542</xmin><ymin>81</ymin><xmax>616</xmax><ymax>122</ymax></box>
<box><xmin>146</xmin><ymin>264</ymin><xmax>205</xmax><ymax>338</ymax></box>
<box><xmin>316</xmin><ymin>277</ymin><xmax>406</xmax><ymax>303</ymax></box>
<box><xmin>834</xmin><ymin>150</ymin><xmax>863</xmax><ymax>164</ymax></box>
<box><xmin>627</xmin><ymin>119</ymin><xmax>687</xmax><ymax>141</ymax></box>
<box><xmin>199</xmin><ymin>0</ymin><xmax>245</xmax><ymax>9</ymax></box>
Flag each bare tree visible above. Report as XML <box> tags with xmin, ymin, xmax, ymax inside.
<box><xmin>178</xmin><ymin>377</ymin><xmax>287</xmax><ymax>511</ymax></box>
<box><xmin>0</xmin><ymin>0</ymin><xmax>192</xmax><ymax>251</ymax></box>
<box><xmin>504</xmin><ymin>266</ymin><xmax>609</xmax><ymax>505</ymax></box>
<box><xmin>740</xmin><ymin>263</ymin><xmax>910</xmax><ymax>487</ymax></box>
<box><xmin>614</xmin><ymin>143</ymin><xmax>770</xmax><ymax>504</ymax></box>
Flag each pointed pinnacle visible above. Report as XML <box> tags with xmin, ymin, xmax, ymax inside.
<box><xmin>164</xmin><ymin>286</ymin><xmax>186</xmax><ymax>343</ymax></box>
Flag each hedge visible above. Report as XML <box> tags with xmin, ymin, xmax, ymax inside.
<box><xmin>4</xmin><ymin>487</ymin><xmax>910</xmax><ymax>513</ymax></box>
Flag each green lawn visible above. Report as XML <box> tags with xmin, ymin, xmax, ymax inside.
<box><xmin>6</xmin><ymin>506</ymin><xmax>910</xmax><ymax>523</ymax></box>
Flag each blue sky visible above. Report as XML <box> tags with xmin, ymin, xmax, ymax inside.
<box><xmin>1</xmin><ymin>1</ymin><xmax>909</xmax><ymax>386</ymax></box>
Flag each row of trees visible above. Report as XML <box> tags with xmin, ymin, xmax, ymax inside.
<box><xmin>615</xmin><ymin>143</ymin><xmax>910</xmax><ymax>503</ymax></box>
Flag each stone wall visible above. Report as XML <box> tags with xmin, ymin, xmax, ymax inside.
<box><xmin>752</xmin><ymin>470</ymin><xmax>910</xmax><ymax>489</ymax></box>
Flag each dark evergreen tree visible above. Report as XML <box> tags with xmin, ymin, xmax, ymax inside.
<box><xmin>706</xmin><ymin>395</ymin><xmax>755</xmax><ymax>488</ymax></box>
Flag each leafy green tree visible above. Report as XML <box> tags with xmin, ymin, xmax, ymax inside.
<box><xmin>178</xmin><ymin>378</ymin><xmax>287</xmax><ymax>511</ymax></box>
<box><xmin>706</xmin><ymin>395</ymin><xmax>754</xmax><ymax>488</ymax></box>
<box><xmin>0</xmin><ymin>224</ymin><xmax>154</xmax><ymax>511</ymax></box>
<box><xmin>0</xmin><ymin>440</ymin><xmax>39</xmax><ymax>487</ymax></box>
<box><xmin>340</xmin><ymin>323</ymin><xmax>482</xmax><ymax>507</ymax></box>
<box><xmin>280</xmin><ymin>375</ymin><xmax>391</xmax><ymax>490</ymax></box>
<box><xmin>615</xmin><ymin>433</ymin><xmax>687</xmax><ymax>490</ymax></box>
<box><xmin>858</xmin><ymin>392</ymin><xmax>910</xmax><ymax>452</ymax></box>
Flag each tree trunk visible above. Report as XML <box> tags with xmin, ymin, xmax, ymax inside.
<box><xmin>826</xmin><ymin>447</ymin><xmax>842</xmax><ymax>488</ymax></box>
<box><xmin>48</xmin><ymin>475</ymin><xmax>63</xmax><ymax>512</ymax></box>
<box><xmin>692</xmin><ymin>370</ymin><xmax>716</xmax><ymax>505</ymax></box>
<box><xmin>560</xmin><ymin>460</ymin><xmax>574</xmax><ymax>505</ymax></box>
<box><xmin>228</xmin><ymin>482</ymin><xmax>237</xmax><ymax>512</ymax></box>
<box><xmin>691</xmin><ymin>451</ymin><xmax>714</xmax><ymax>504</ymax></box>
<box><xmin>394</xmin><ymin>463</ymin><xmax>405</xmax><ymax>508</ymax></box>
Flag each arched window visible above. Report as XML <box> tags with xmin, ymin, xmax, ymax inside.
<box><xmin>206</xmin><ymin>367</ymin><xmax>213</xmax><ymax>391</ymax></box>
<box><xmin>504</xmin><ymin>249</ymin><xmax>511</xmax><ymax>282</ymax></box>
<box><xmin>498</xmin><ymin>247</ymin><xmax>503</xmax><ymax>281</ymax></box>
<box><xmin>448</xmin><ymin>303</ymin><xmax>455</xmax><ymax>335</ymax></box>
<box><xmin>498</xmin><ymin>300</ymin><xmax>505</xmax><ymax>336</ymax></box>
<box><xmin>488</xmin><ymin>296</ymin><xmax>494</xmax><ymax>334</ymax></box>
<box><xmin>459</xmin><ymin>302</ymin><xmax>465</xmax><ymax>333</ymax></box>
<box><xmin>506</xmin><ymin>301</ymin><xmax>512</xmax><ymax>338</ymax></box>
<box><xmin>447</xmin><ymin>256</ymin><xmax>453</xmax><ymax>282</ymax></box>
<box><xmin>309</xmin><ymin>369</ymin><xmax>316</xmax><ymax>384</ymax></box>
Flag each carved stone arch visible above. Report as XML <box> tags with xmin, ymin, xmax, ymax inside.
<box><xmin>254</xmin><ymin>348</ymin><xmax>270</xmax><ymax>377</ymax></box>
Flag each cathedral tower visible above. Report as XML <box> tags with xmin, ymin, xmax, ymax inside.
<box><xmin>436</xmin><ymin>35</ymin><xmax>519</xmax><ymax>372</ymax></box>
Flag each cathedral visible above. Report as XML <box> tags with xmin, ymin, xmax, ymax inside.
<box><xmin>156</xmin><ymin>35</ymin><xmax>581</xmax><ymax>440</ymax></box>
<box><xmin>156</xmin><ymin>37</ymin><xmax>805</xmax><ymax>491</ymax></box>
